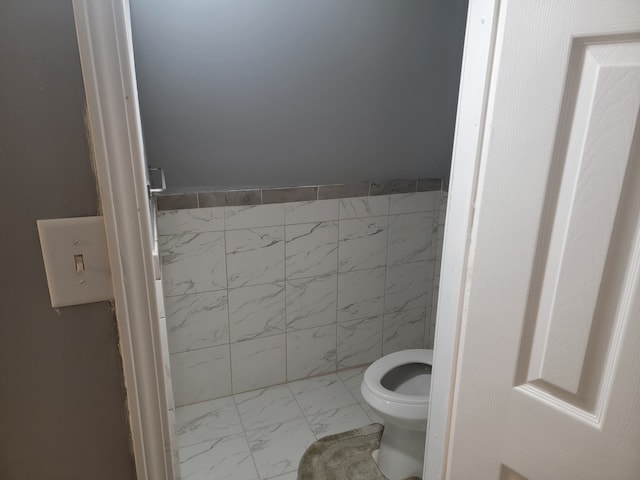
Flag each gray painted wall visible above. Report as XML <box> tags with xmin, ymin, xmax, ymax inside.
<box><xmin>0</xmin><ymin>2</ymin><xmax>136</xmax><ymax>478</ymax></box>
<box><xmin>130</xmin><ymin>0</ymin><xmax>467</xmax><ymax>189</ymax></box>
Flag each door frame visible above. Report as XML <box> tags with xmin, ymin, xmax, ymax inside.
<box><xmin>72</xmin><ymin>1</ymin><xmax>173</xmax><ymax>478</ymax></box>
<box><xmin>71</xmin><ymin>0</ymin><xmax>498</xmax><ymax>478</ymax></box>
<box><xmin>425</xmin><ymin>0</ymin><xmax>499</xmax><ymax>477</ymax></box>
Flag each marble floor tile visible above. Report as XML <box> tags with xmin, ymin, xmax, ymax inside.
<box><xmin>337</xmin><ymin>366</ymin><xmax>367</xmax><ymax>403</ymax></box>
<box><xmin>306</xmin><ymin>403</ymin><xmax>372</xmax><ymax>438</ymax></box>
<box><xmin>178</xmin><ymin>433</ymin><xmax>258</xmax><ymax>480</ymax></box>
<box><xmin>336</xmin><ymin>366</ymin><xmax>367</xmax><ymax>392</ymax></box>
<box><xmin>264</xmin><ymin>472</ymin><xmax>298</xmax><ymax>480</ymax></box>
<box><xmin>246</xmin><ymin>417</ymin><xmax>316</xmax><ymax>479</ymax></box>
<box><xmin>175</xmin><ymin>397</ymin><xmax>243</xmax><ymax>448</ymax></box>
<box><xmin>234</xmin><ymin>384</ymin><xmax>303</xmax><ymax>431</ymax></box>
<box><xmin>360</xmin><ymin>403</ymin><xmax>385</xmax><ymax>425</ymax></box>
<box><xmin>289</xmin><ymin>373</ymin><xmax>358</xmax><ymax>416</ymax></box>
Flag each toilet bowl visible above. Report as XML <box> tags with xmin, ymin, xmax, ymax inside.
<box><xmin>361</xmin><ymin>349</ymin><xmax>432</xmax><ymax>480</ymax></box>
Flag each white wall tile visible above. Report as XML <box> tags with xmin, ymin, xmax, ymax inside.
<box><xmin>285</xmin><ymin>199</ymin><xmax>339</xmax><ymax>224</ymax></box>
<box><xmin>439</xmin><ymin>191</ymin><xmax>448</xmax><ymax>217</ymax></box>
<box><xmin>228</xmin><ymin>283</ymin><xmax>285</xmax><ymax>342</ymax></box>
<box><xmin>339</xmin><ymin>196</ymin><xmax>390</xmax><ymax>219</ymax></box>
<box><xmin>166</xmin><ymin>291</ymin><xmax>229</xmax><ymax>353</ymax></box>
<box><xmin>338</xmin><ymin>217</ymin><xmax>388</xmax><ymax>272</ymax></box>
<box><xmin>286</xmin><ymin>324</ymin><xmax>337</xmax><ymax>381</ymax></box>
<box><xmin>225</xmin><ymin>204</ymin><xmax>285</xmax><ymax>230</ymax></box>
<box><xmin>384</xmin><ymin>260</ymin><xmax>434</xmax><ymax>313</ymax></box>
<box><xmin>159</xmin><ymin>190</ymin><xmax>446</xmax><ymax>399</ymax></box>
<box><xmin>286</xmin><ymin>274</ymin><xmax>337</xmax><ymax>331</ymax></box>
<box><xmin>389</xmin><ymin>191</ymin><xmax>439</xmax><ymax>214</ymax></box>
<box><xmin>157</xmin><ymin>207</ymin><xmax>225</xmax><ymax>235</ymax></box>
<box><xmin>155</xmin><ymin>279</ymin><xmax>166</xmax><ymax>318</ymax></box>
<box><xmin>170</xmin><ymin>345</ymin><xmax>231</xmax><ymax>407</ymax></box>
<box><xmin>226</xmin><ymin>227</ymin><xmax>285</xmax><ymax>288</ymax></box>
<box><xmin>285</xmin><ymin>221</ymin><xmax>338</xmax><ymax>279</ymax></box>
<box><xmin>337</xmin><ymin>267</ymin><xmax>385</xmax><ymax>322</ymax></box>
<box><xmin>159</xmin><ymin>313</ymin><xmax>175</xmax><ymax>410</ymax></box>
<box><xmin>436</xmin><ymin>223</ymin><xmax>445</xmax><ymax>259</ymax></box>
<box><xmin>231</xmin><ymin>334</ymin><xmax>286</xmax><ymax>393</ymax></box>
<box><xmin>383</xmin><ymin>308</ymin><xmax>426</xmax><ymax>355</ymax></box>
<box><xmin>160</xmin><ymin>232</ymin><xmax>227</xmax><ymax>296</ymax></box>
<box><xmin>337</xmin><ymin>317</ymin><xmax>383</xmax><ymax>369</ymax></box>
<box><xmin>424</xmin><ymin>306</ymin><xmax>435</xmax><ymax>350</ymax></box>
<box><xmin>387</xmin><ymin>212</ymin><xmax>435</xmax><ymax>265</ymax></box>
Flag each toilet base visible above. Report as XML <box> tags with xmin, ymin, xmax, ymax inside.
<box><xmin>376</xmin><ymin>423</ymin><xmax>425</xmax><ymax>480</ymax></box>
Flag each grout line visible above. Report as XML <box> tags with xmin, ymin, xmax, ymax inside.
<box><xmin>222</xmin><ymin>222</ymin><xmax>234</xmax><ymax>397</ymax></box>
<box><xmin>286</xmin><ymin>381</ymin><xmax>318</xmax><ymax>440</ymax></box>
<box><xmin>284</xmin><ymin>223</ymin><xmax>289</xmax><ymax>384</ymax></box>
<box><xmin>380</xmin><ymin>206</ymin><xmax>392</xmax><ymax>358</ymax></box>
<box><xmin>335</xmin><ymin>207</ymin><xmax>341</xmax><ymax>373</ymax></box>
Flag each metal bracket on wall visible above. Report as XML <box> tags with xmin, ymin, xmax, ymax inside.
<box><xmin>147</xmin><ymin>166</ymin><xmax>166</xmax><ymax>196</ymax></box>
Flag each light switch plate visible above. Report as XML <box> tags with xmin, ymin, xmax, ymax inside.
<box><xmin>37</xmin><ymin>216</ymin><xmax>114</xmax><ymax>308</ymax></box>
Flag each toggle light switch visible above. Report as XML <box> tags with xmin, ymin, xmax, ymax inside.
<box><xmin>37</xmin><ymin>216</ymin><xmax>114</xmax><ymax>307</ymax></box>
<box><xmin>74</xmin><ymin>254</ymin><xmax>85</xmax><ymax>273</ymax></box>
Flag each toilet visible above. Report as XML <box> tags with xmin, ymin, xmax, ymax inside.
<box><xmin>361</xmin><ymin>349</ymin><xmax>432</xmax><ymax>480</ymax></box>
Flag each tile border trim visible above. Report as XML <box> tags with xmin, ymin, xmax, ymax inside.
<box><xmin>156</xmin><ymin>177</ymin><xmax>443</xmax><ymax>211</ymax></box>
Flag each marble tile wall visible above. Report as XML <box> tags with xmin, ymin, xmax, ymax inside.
<box><xmin>154</xmin><ymin>279</ymin><xmax>181</xmax><ymax>479</ymax></box>
<box><xmin>425</xmin><ymin>191</ymin><xmax>448</xmax><ymax>349</ymax></box>
<box><xmin>157</xmin><ymin>190</ymin><xmax>446</xmax><ymax>408</ymax></box>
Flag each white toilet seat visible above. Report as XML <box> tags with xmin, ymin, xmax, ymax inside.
<box><xmin>363</xmin><ymin>349</ymin><xmax>433</xmax><ymax>405</ymax></box>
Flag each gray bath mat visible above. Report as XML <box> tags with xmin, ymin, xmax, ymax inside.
<box><xmin>297</xmin><ymin>423</ymin><xmax>421</xmax><ymax>480</ymax></box>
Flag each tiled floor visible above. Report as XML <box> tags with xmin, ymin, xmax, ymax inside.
<box><xmin>175</xmin><ymin>366</ymin><xmax>383</xmax><ymax>480</ymax></box>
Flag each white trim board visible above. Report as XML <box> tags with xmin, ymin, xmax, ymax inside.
<box><xmin>424</xmin><ymin>0</ymin><xmax>499</xmax><ymax>478</ymax></box>
<box><xmin>72</xmin><ymin>1</ymin><xmax>173</xmax><ymax>479</ymax></box>
<box><xmin>71</xmin><ymin>0</ymin><xmax>499</xmax><ymax>478</ymax></box>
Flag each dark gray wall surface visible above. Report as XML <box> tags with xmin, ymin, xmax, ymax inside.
<box><xmin>0</xmin><ymin>2</ymin><xmax>136</xmax><ymax>479</ymax></box>
<box><xmin>130</xmin><ymin>0</ymin><xmax>468</xmax><ymax>189</ymax></box>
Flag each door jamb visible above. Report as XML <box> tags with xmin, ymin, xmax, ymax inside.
<box><xmin>72</xmin><ymin>1</ymin><xmax>173</xmax><ymax>478</ymax></box>
<box><xmin>71</xmin><ymin>0</ymin><xmax>498</xmax><ymax>478</ymax></box>
<box><xmin>424</xmin><ymin>0</ymin><xmax>499</xmax><ymax>478</ymax></box>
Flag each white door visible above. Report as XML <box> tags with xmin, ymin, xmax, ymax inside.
<box><xmin>446</xmin><ymin>1</ymin><xmax>640</xmax><ymax>478</ymax></box>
